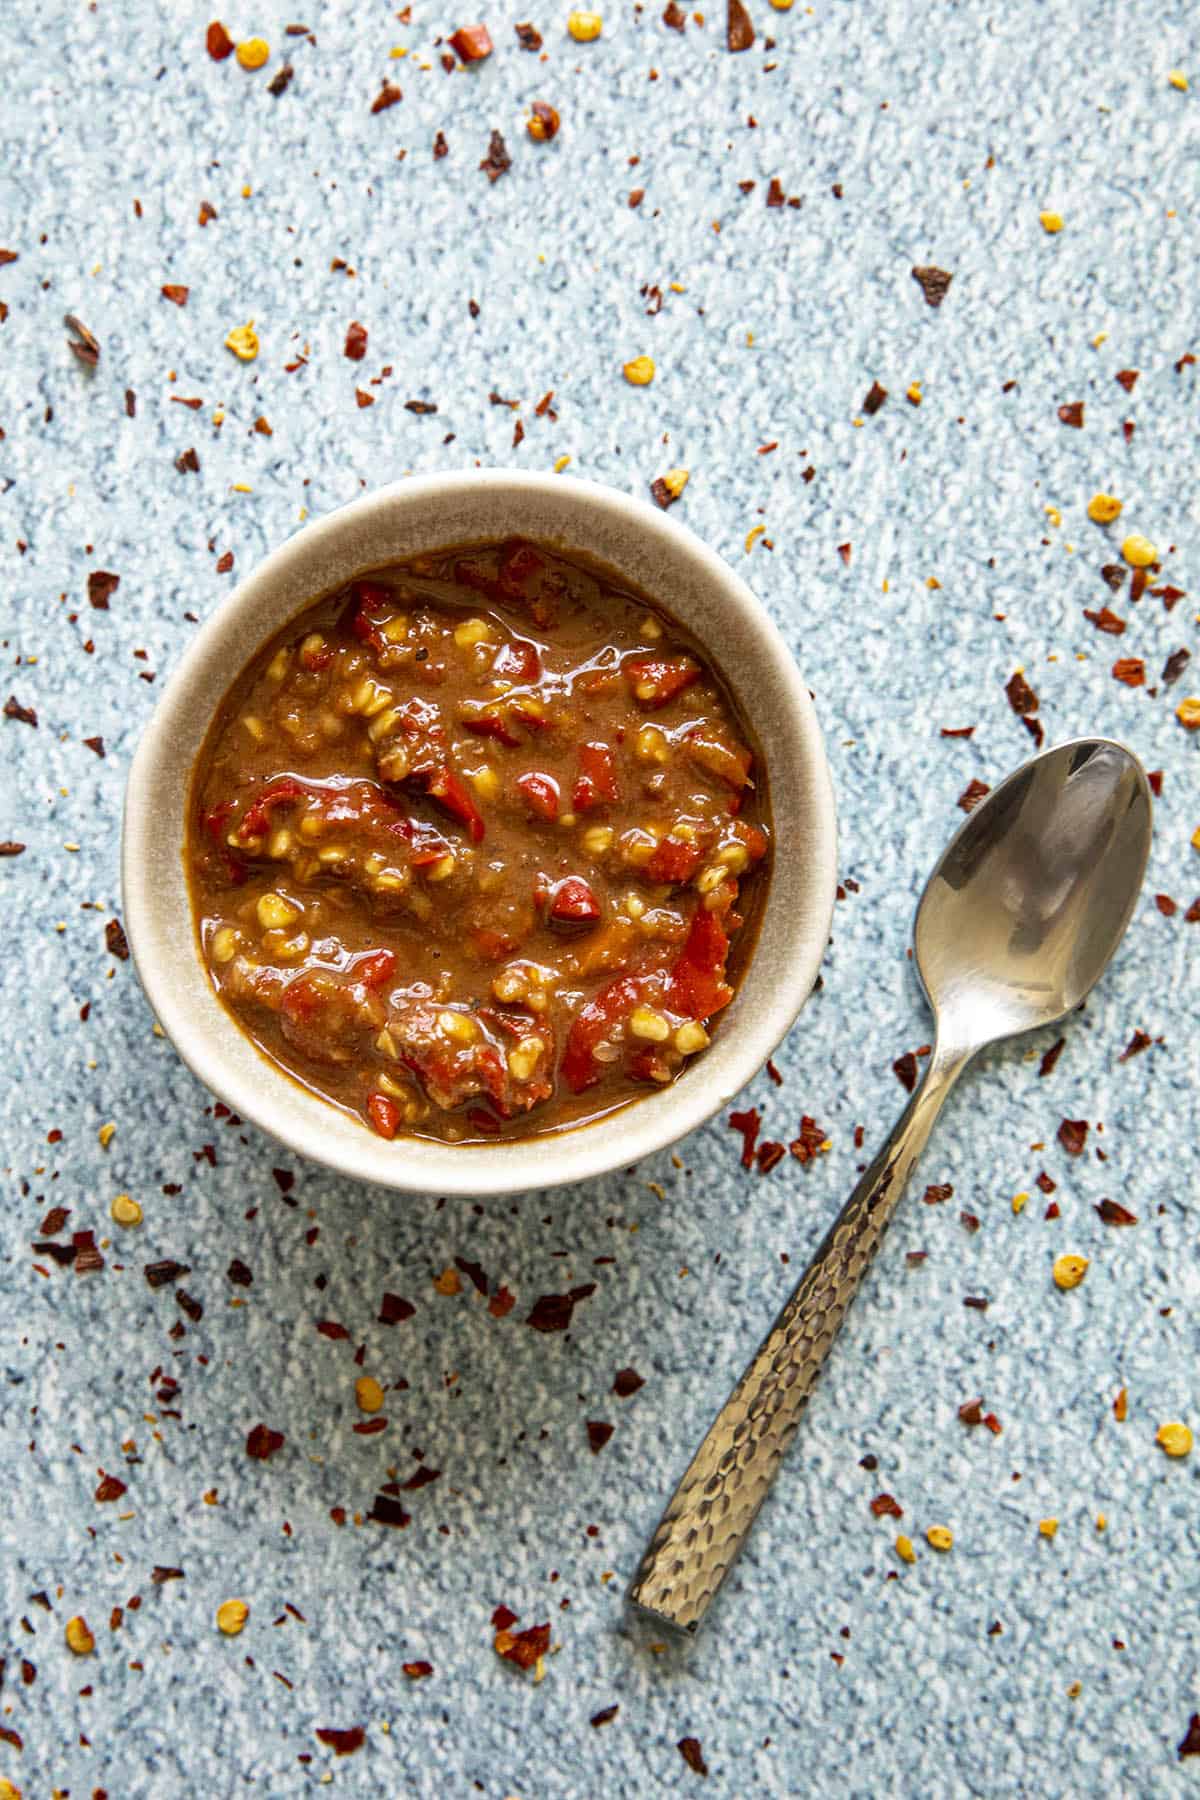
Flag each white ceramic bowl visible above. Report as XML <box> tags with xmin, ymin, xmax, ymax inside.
<box><xmin>122</xmin><ymin>471</ymin><xmax>836</xmax><ymax>1194</ymax></box>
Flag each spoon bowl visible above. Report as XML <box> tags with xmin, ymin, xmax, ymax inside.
<box><xmin>915</xmin><ymin>738</ymin><xmax>1153</xmax><ymax>1051</ymax></box>
<box><xmin>630</xmin><ymin>737</ymin><xmax>1152</xmax><ymax>1633</ymax></box>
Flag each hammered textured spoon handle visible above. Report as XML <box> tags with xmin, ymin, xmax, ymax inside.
<box><xmin>629</xmin><ymin>1045</ymin><xmax>969</xmax><ymax>1633</ymax></box>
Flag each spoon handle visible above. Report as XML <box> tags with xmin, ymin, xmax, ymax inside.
<box><xmin>629</xmin><ymin>1044</ymin><xmax>969</xmax><ymax>1634</ymax></box>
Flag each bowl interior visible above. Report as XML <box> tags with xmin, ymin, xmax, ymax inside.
<box><xmin>123</xmin><ymin>472</ymin><xmax>836</xmax><ymax>1194</ymax></box>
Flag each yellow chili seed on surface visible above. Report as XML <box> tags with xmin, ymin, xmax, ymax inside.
<box><xmin>1121</xmin><ymin>533</ymin><xmax>1157</xmax><ymax>567</ymax></box>
<box><xmin>1095</xmin><ymin>1513</ymin><xmax>1107</xmax><ymax>1531</ymax></box>
<box><xmin>1039</xmin><ymin>210</ymin><xmax>1064</xmax><ymax>233</ymax></box>
<box><xmin>1086</xmin><ymin>492</ymin><xmax>1122</xmax><ymax>524</ymax></box>
<box><xmin>65</xmin><ymin>1615</ymin><xmax>95</xmax><ymax>1655</ymax></box>
<box><xmin>623</xmin><ymin>355</ymin><xmax>655</xmax><ymax>386</ymax></box>
<box><xmin>0</xmin><ymin>1778</ymin><xmax>22</xmax><ymax>1799</ymax></box>
<box><xmin>98</xmin><ymin>1121</ymin><xmax>116</xmax><ymax>1149</ymax></box>
<box><xmin>1176</xmin><ymin>697</ymin><xmax>1200</xmax><ymax>730</ymax></box>
<box><xmin>1011</xmin><ymin>1191</ymin><xmax>1028</xmax><ymax>1214</ymax></box>
<box><xmin>1053</xmin><ymin>1253</ymin><xmax>1089</xmax><ymax>1290</ymax></box>
<box><xmin>926</xmin><ymin>1526</ymin><xmax>953</xmax><ymax>1552</ymax></box>
<box><xmin>1156</xmin><ymin>1421</ymin><xmax>1193</xmax><ymax>1457</ymax></box>
<box><xmin>235</xmin><ymin>36</ymin><xmax>270</xmax><ymax>69</ymax></box>
<box><xmin>1168</xmin><ymin>69</ymin><xmax>1188</xmax><ymax>91</ymax></box>
<box><xmin>1039</xmin><ymin>1518</ymin><xmax>1058</xmax><ymax>1538</ymax></box>
<box><xmin>111</xmin><ymin>1193</ymin><xmax>143</xmax><ymax>1228</ymax></box>
<box><xmin>224</xmin><ymin>321</ymin><xmax>260</xmax><ymax>361</ymax></box>
<box><xmin>356</xmin><ymin>1376</ymin><xmax>385</xmax><ymax>1414</ymax></box>
<box><xmin>1114</xmin><ymin>1386</ymin><xmax>1128</xmax><ymax>1421</ymax></box>
<box><xmin>659</xmin><ymin>467</ymin><xmax>689</xmax><ymax>500</ymax></box>
<box><xmin>433</xmin><ymin>1266</ymin><xmax>462</xmax><ymax>1295</ymax></box>
<box><xmin>567</xmin><ymin>10</ymin><xmax>603</xmax><ymax>39</ymax></box>
<box><xmin>895</xmin><ymin>1534</ymin><xmax>916</xmax><ymax>1564</ymax></box>
<box><xmin>217</xmin><ymin>1598</ymin><xmax>250</xmax><ymax>1635</ymax></box>
<box><xmin>905</xmin><ymin>380</ymin><xmax>922</xmax><ymax>405</ymax></box>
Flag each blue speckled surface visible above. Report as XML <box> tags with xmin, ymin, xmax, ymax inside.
<box><xmin>1</xmin><ymin>1</ymin><xmax>1198</xmax><ymax>1792</ymax></box>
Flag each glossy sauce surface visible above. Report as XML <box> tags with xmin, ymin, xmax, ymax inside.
<box><xmin>186</xmin><ymin>538</ymin><xmax>771</xmax><ymax>1144</ymax></box>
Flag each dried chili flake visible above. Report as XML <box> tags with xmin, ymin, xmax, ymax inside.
<box><xmin>267</xmin><ymin>62</ymin><xmax>294</xmax><ymax>95</ymax></box>
<box><xmin>1156</xmin><ymin>894</ymin><xmax>1177</xmax><ymax>917</ymax></box>
<box><xmin>400</xmin><ymin>1465</ymin><xmax>440</xmax><ymax>1491</ymax></box>
<box><xmin>316</xmin><ymin>1319</ymin><xmax>350</xmax><ymax>1339</ymax></box>
<box><xmin>65</xmin><ymin>313</ymin><xmax>100</xmax><ymax>367</ymax></box>
<box><xmin>728</xmin><ymin>1106</ymin><xmax>760</xmax><ymax>1167</ymax></box>
<box><xmin>226</xmin><ymin>1258</ymin><xmax>252</xmax><ymax>1286</ymax></box>
<box><xmin>492</xmin><ymin>1603</ymin><xmax>518</xmax><ymax>1631</ymax></box>
<box><xmin>515</xmin><ymin>21</ymin><xmax>543</xmax><ymax>48</ymax></box>
<box><xmin>367</xmin><ymin>1493</ymin><xmax>411</xmax><ymax>1528</ymax></box>
<box><xmin>480</xmin><ymin>129</ymin><xmax>511</xmax><ymax>182</ymax></box>
<box><xmin>0</xmin><ymin>248</ymin><xmax>17</xmax><ymax>265</ymax></box>
<box><xmin>613</xmin><ymin>1367</ymin><xmax>644</xmax><ymax>1398</ymax></box>
<box><xmin>963</xmin><ymin>1295</ymin><xmax>989</xmax><ymax>1310</ymax></box>
<box><xmin>433</xmin><ymin>130</ymin><xmax>449</xmax><ymax>159</ymax></box>
<box><xmin>526</xmin><ymin>1284</ymin><xmax>596</xmax><ymax>1332</ymax></box>
<box><xmin>495</xmin><ymin>1619</ymin><xmax>550</xmax><ymax>1669</ymax></box>
<box><xmin>1038</xmin><ymin>1037</ymin><xmax>1065</xmax><ymax>1078</ymax></box>
<box><xmin>0</xmin><ymin>840</ymin><xmax>25</xmax><ymax>855</ymax></box>
<box><xmin>206</xmin><ymin>19</ymin><xmax>235</xmax><ymax>58</ymax></box>
<box><xmin>454</xmin><ymin>1254</ymin><xmax>489</xmax><ymax>1295</ymax></box>
<box><xmin>788</xmin><ymin>1115</ymin><xmax>827</xmax><ymax>1164</ymax></box>
<box><xmin>40</xmin><ymin>1205</ymin><xmax>69</xmax><ymax>1234</ymax></box>
<box><xmin>152</xmin><ymin>1565</ymin><xmax>185</xmax><ymax>1584</ymax></box>
<box><xmin>586</xmin><ymin>1420</ymin><xmax>614</xmax><ymax>1454</ymax></box>
<box><xmin>1056</xmin><ymin>401</ymin><xmax>1084</xmax><ymax>427</ymax></box>
<box><xmin>628</xmin><ymin>187</ymin><xmax>645</xmax><ymax>207</ymax></box>
<box><xmin>403</xmin><ymin>1660</ymin><xmax>433</xmax><ymax>1679</ymax></box>
<box><xmin>449</xmin><ymin>23</ymin><xmax>493</xmax><ymax>60</ymax></box>
<box><xmin>957</xmin><ymin>778</ymin><xmax>990</xmax><ymax>814</ymax></box>
<box><xmin>1162</xmin><ymin>647</ymin><xmax>1191</xmax><ymax>685</ymax></box>
<box><xmin>344</xmin><ymin>320</ymin><xmax>368</xmax><ymax>361</ymax></box>
<box><xmin>1114</xmin><ymin>368</ymin><xmax>1139</xmax><ymax>392</ymax></box>
<box><xmin>960</xmin><ymin>1210</ymin><xmax>980</xmax><ymax>1232</ymax></box>
<box><xmin>87</xmin><ymin>570</ymin><xmax>120</xmax><ymax>610</ymax></box>
<box><xmin>1096</xmin><ymin>1198</ymin><xmax>1137</xmax><ymax>1226</ymax></box>
<box><xmin>216</xmin><ymin>551</ymin><xmax>234</xmax><ymax>573</ymax></box>
<box><xmin>862</xmin><ymin>380</ymin><xmax>888</xmax><ymax>415</ymax></box>
<box><xmin>1083</xmin><ymin>607</ymin><xmax>1125</xmax><ymax>634</ymax></box>
<box><xmin>4</xmin><ymin>695</ymin><xmax>37</xmax><ymax>727</ymax></box>
<box><xmin>145</xmin><ymin>1258</ymin><xmax>190</xmax><ymax>1291</ymax></box>
<box><xmin>958</xmin><ymin>1398</ymin><xmax>984</xmax><ymax>1426</ymax></box>
<box><xmin>371</xmin><ymin>82</ymin><xmax>403</xmax><ymax>113</ymax></box>
<box><xmin>316</xmin><ymin>1727</ymin><xmax>365</xmax><ymax>1756</ymax></box>
<box><xmin>870</xmin><ymin>1493</ymin><xmax>903</xmax><ymax>1517</ymax></box>
<box><xmin>0</xmin><ymin>1726</ymin><xmax>23</xmax><ymax>1751</ymax></box>
<box><xmin>176</xmin><ymin>1288</ymin><xmax>203</xmax><ymax>1322</ymax></box>
<box><xmin>404</xmin><ymin>398</ymin><xmax>438</xmax><ymax>414</ymax></box>
<box><xmin>1005</xmin><ymin>670</ymin><xmax>1038</xmax><ymax>715</ymax></box>
<box><xmin>1179</xmin><ymin>1716</ymin><xmax>1200</xmax><ymax>1759</ymax></box>
<box><xmin>1111</xmin><ymin>657</ymin><xmax>1145</xmax><ymax>687</ymax></box>
<box><xmin>379</xmin><ymin>1292</ymin><xmax>415</xmax><ymax>1324</ymax></box>
<box><xmin>591</xmin><ymin>1702</ymin><xmax>620</xmax><ymax>1726</ymax></box>
<box><xmin>756</xmin><ymin>1139</ymin><xmax>786</xmax><ymax>1174</ymax></box>
<box><xmin>679</xmin><ymin>1737</ymin><xmax>709</xmax><ymax>1776</ymax></box>
<box><xmin>664</xmin><ymin>0</ymin><xmax>686</xmax><ymax>24</ymax></box>
<box><xmin>245</xmin><ymin>1423</ymin><xmax>285</xmax><ymax>1460</ymax></box>
<box><xmin>922</xmin><ymin>1183</ymin><xmax>952</xmax><ymax>1205</ymax></box>
<box><xmin>727</xmin><ymin>0</ymin><xmax>754</xmax><ymax>48</ymax></box>
<box><xmin>161</xmin><ymin>284</ymin><xmax>189</xmax><ymax>307</ymax></box>
<box><xmin>528</xmin><ymin>100</ymin><xmax>560</xmax><ymax>141</ymax></box>
<box><xmin>175</xmin><ymin>447</ymin><xmax>200</xmax><ymax>473</ymax></box>
<box><xmin>766</xmin><ymin>177</ymin><xmax>785</xmax><ymax>208</ymax></box>
<box><xmin>1057</xmin><ymin>1118</ymin><xmax>1088</xmax><ymax>1155</ymax></box>
<box><xmin>95</xmin><ymin>1472</ymin><xmax>127</xmax><ymax>1502</ymax></box>
<box><xmin>911</xmin><ymin>265</ymin><xmax>953</xmax><ymax>308</ymax></box>
<box><xmin>488</xmin><ymin>1285</ymin><xmax>516</xmax><ymax>1317</ymax></box>
<box><xmin>892</xmin><ymin>1051</ymin><xmax>919</xmax><ymax>1093</ymax></box>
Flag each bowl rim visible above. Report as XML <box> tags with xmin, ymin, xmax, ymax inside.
<box><xmin>122</xmin><ymin>469</ymin><xmax>837</xmax><ymax>1195</ymax></box>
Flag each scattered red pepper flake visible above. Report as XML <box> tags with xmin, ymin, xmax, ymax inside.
<box><xmin>922</xmin><ymin>1183</ymin><xmax>952</xmax><ymax>1204</ymax></box>
<box><xmin>1155</xmin><ymin>894</ymin><xmax>1177</xmax><ymax>917</ymax></box>
<box><xmin>958</xmin><ymin>1398</ymin><xmax>984</xmax><ymax>1426</ymax></box>
<box><xmin>587</xmin><ymin>1420</ymin><xmax>614</xmax><ymax>1453</ymax></box>
<box><xmin>488</xmin><ymin>1285</ymin><xmax>516</xmax><ymax>1317</ymax></box>
<box><xmin>367</xmin><ymin>1494</ymin><xmax>410</xmax><ymax>1528</ymax></box>
<box><xmin>678</xmin><ymin>1737</ymin><xmax>709</xmax><ymax>1776</ymax></box>
<box><xmin>494</xmin><ymin>1618</ymin><xmax>550</xmax><ymax>1670</ymax></box>
<box><xmin>1113</xmin><ymin>368</ymin><xmax>1139</xmax><ymax>392</ymax></box>
<box><xmin>1083</xmin><ymin>607</ymin><xmax>1125</xmax><ymax>634</ymax></box>
<box><xmin>911</xmin><ymin>265</ymin><xmax>953</xmax><ymax>307</ymax></box>
<box><xmin>95</xmin><ymin>1472</ymin><xmax>127</xmax><ymax>1502</ymax></box>
<box><xmin>161</xmin><ymin>284</ymin><xmax>189</xmax><ymax>307</ymax></box>
<box><xmin>960</xmin><ymin>1210</ymin><xmax>980</xmax><ymax>1233</ymax></box>
<box><xmin>892</xmin><ymin>1051</ymin><xmax>919</xmax><ymax>1093</ymax></box>
<box><xmin>515</xmin><ymin>20</ymin><xmax>543</xmax><ymax>48</ymax></box>
<box><xmin>870</xmin><ymin>1493</ymin><xmax>903</xmax><ymax>1517</ymax></box>
<box><xmin>1180</xmin><ymin>1716</ymin><xmax>1200</xmax><ymax>1760</ymax></box>
<box><xmin>0</xmin><ymin>840</ymin><xmax>25</xmax><ymax>855</ymax></box>
<box><xmin>343</xmin><ymin>321</ymin><xmax>368</xmax><ymax>361</ymax></box>
<box><xmin>1096</xmin><ymin>1198</ymin><xmax>1137</xmax><ymax>1225</ymax></box>
<box><xmin>152</xmin><ymin>1565</ymin><xmax>185</xmax><ymax>1584</ymax></box>
<box><xmin>1038</xmin><ymin>1037</ymin><xmax>1065</xmax><ymax>1077</ymax></box>
<box><xmin>454</xmin><ymin>1254</ymin><xmax>489</xmax><ymax>1296</ymax></box>
<box><xmin>449</xmin><ymin>23</ymin><xmax>494</xmax><ymax>60</ymax></box>
<box><xmin>480</xmin><ymin>129</ymin><xmax>512</xmax><ymax>183</ymax></box>
<box><xmin>958</xmin><ymin>778</ymin><xmax>990</xmax><ymax>814</ymax></box>
<box><xmin>1162</xmin><ymin>647</ymin><xmax>1190</xmax><ymax>685</ymax></box>
<box><xmin>862</xmin><ymin>380</ymin><xmax>888</xmax><ymax>415</ymax></box>
<box><xmin>379</xmin><ymin>1292</ymin><xmax>415</xmax><ymax>1324</ymax></box>
<box><xmin>315</xmin><ymin>1727</ymin><xmax>365</xmax><ymax>1757</ymax></box>
<box><xmin>613</xmin><ymin>1367</ymin><xmax>645</xmax><ymax>1397</ymax></box>
<box><xmin>403</xmin><ymin>1660</ymin><xmax>433</xmax><ymax>1679</ymax></box>
<box><xmin>941</xmin><ymin>725</ymin><xmax>975</xmax><ymax>738</ymax></box>
<box><xmin>789</xmin><ymin>1115</ymin><xmax>827</xmax><ymax>1164</ymax></box>
<box><xmin>1036</xmin><ymin>1170</ymin><xmax>1056</xmax><ymax>1193</ymax></box>
<box><xmin>726</xmin><ymin>0</ymin><xmax>754</xmax><ymax>50</ymax></box>
<box><xmin>756</xmin><ymin>1139</ymin><xmax>786</xmax><ymax>1173</ymax></box>
<box><xmin>355</xmin><ymin>388</ymin><xmax>374</xmax><ymax>408</ymax></box>
<box><xmin>1005</xmin><ymin>670</ymin><xmax>1039</xmax><ymax>715</ymax></box>
<box><xmin>87</xmin><ymin>570</ymin><xmax>120</xmax><ymax>610</ymax></box>
<box><xmin>1057</xmin><ymin>1118</ymin><xmax>1088</xmax><ymax>1155</ymax></box>
<box><xmin>267</xmin><ymin>62</ymin><xmax>294</xmax><ymax>96</ymax></box>
<box><xmin>433</xmin><ymin>129</ymin><xmax>449</xmax><ymax>159</ymax></box>
<box><xmin>591</xmin><ymin>1702</ymin><xmax>620</xmax><ymax>1726</ymax></box>
<box><xmin>526</xmin><ymin>1284</ymin><xmax>596</xmax><ymax>1332</ymax></box>
<box><xmin>1056</xmin><ymin>401</ymin><xmax>1084</xmax><ymax>427</ymax></box>
<box><xmin>175</xmin><ymin>447</ymin><xmax>200</xmax><ymax>473</ymax></box>
<box><xmin>65</xmin><ymin>313</ymin><xmax>100</xmax><ymax>368</ymax></box>
<box><xmin>1111</xmin><ymin>657</ymin><xmax>1145</xmax><ymax>687</ymax></box>
<box><xmin>4</xmin><ymin>695</ymin><xmax>37</xmax><ymax>727</ymax></box>
<box><xmin>245</xmin><ymin>1423</ymin><xmax>285</xmax><ymax>1460</ymax></box>
<box><xmin>492</xmin><ymin>1603</ymin><xmax>518</xmax><ymax>1631</ymax></box>
<box><xmin>399</xmin><ymin>1465</ymin><xmax>440</xmax><ymax>1490</ymax></box>
<box><xmin>206</xmin><ymin>20</ymin><xmax>235</xmax><ymax>59</ymax></box>
<box><xmin>728</xmin><ymin>1106</ymin><xmax>760</xmax><ymax>1167</ymax></box>
<box><xmin>371</xmin><ymin>82</ymin><xmax>403</xmax><ymax>114</ymax></box>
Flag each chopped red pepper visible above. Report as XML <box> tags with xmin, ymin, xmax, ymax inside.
<box><xmin>493</xmin><ymin>639</ymin><xmax>542</xmax><ymax>683</ymax></box>
<box><xmin>515</xmin><ymin>771</ymin><xmax>560</xmax><ymax>821</ymax></box>
<box><xmin>354</xmin><ymin>949</ymin><xmax>397</xmax><ymax>991</ymax></box>
<box><xmin>624</xmin><ymin>654</ymin><xmax>701</xmax><ymax>709</ymax></box>
<box><xmin>367</xmin><ymin>1093</ymin><xmax>400</xmax><ymax>1139</ymax></box>
<box><xmin>572</xmin><ymin>741</ymin><xmax>620</xmax><ymax>812</ymax></box>
<box><xmin>728</xmin><ymin>1107</ymin><xmax>760</xmax><ymax>1168</ymax></box>
<box><xmin>422</xmin><ymin>766</ymin><xmax>485</xmax><ymax>842</ymax></box>
<box><xmin>562</xmin><ymin>972</ymin><xmax>644</xmax><ymax>1092</ymax></box>
<box><xmin>237</xmin><ymin>777</ymin><xmax>305</xmax><ymax>842</ymax></box>
<box><xmin>548</xmin><ymin>876</ymin><xmax>602</xmax><ymax>928</ymax></box>
<box><xmin>497</xmin><ymin>539</ymin><xmax>545</xmax><ymax>599</ymax></box>
<box><xmin>685</xmin><ymin>724</ymin><xmax>753</xmax><ymax>789</ymax></box>
<box><xmin>667</xmin><ymin>906</ymin><xmax>732</xmax><ymax>1019</ymax></box>
<box><xmin>646</xmin><ymin>835</ymin><xmax>703</xmax><ymax>883</ymax></box>
<box><xmin>460</xmin><ymin>707</ymin><xmax>522</xmax><ymax>747</ymax></box>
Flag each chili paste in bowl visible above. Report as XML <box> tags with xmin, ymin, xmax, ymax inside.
<box><xmin>187</xmin><ymin>537</ymin><xmax>771</xmax><ymax>1146</ymax></box>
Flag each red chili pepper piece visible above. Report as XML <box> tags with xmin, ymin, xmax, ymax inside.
<box><xmin>623</xmin><ymin>654</ymin><xmax>701</xmax><ymax>709</ymax></box>
<box><xmin>562</xmin><ymin>972</ymin><xmax>643</xmax><ymax>1092</ymax></box>
<box><xmin>493</xmin><ymin>639</ymin><xmax>542</xmax><ymax>682</ymax></box>
<box><xmin>572</xmin><ymin>742</ymin><xmax>620</xmax><ymax>812</ymax></box>
<box><xmin>299</xmin><ymin>637</ymin><xmax>332</xmax><ymax>671</ymax></box>
<box><xmin>515</xmin><ymin>771</ymin><xmax>560</xmax><ymax>821</ymax></box>
<box><xmin>667</xmin><ymin>907</ymin><xmax>733</xmax><ymax>1020</ymax></box>
<box><xmin>424</xmin><ymin>766</ymin><xmax>485</xmax><ymax>842</ymax></box>
<box><xmin>646</xmin><ymin>836</ymin><xmax>703</xmax><ymax>883</ymax></box>
<box><xmin>466</xmin><ymin>1105</ymin><xmax>503</xmax><ymax>1135</ymax></box>
<box><xmin>468</xmin><ymin>925</ymin><xmax>522</xmax><ymax>961</ymax></box>
<box><xmin>498</xmin><ymin>539</ymin><xmax>545</xmax><ymax>599</ymax></box>
<box><xmin>548</xmin><ymin>876</ymin><xmax>602</xmax><ymax>928</ymax></box>
<box><xmin>238</xmin><ymin>777</ymin><xmax>305</xmax><ymax>841</ymax></box>
<box><xmin>449</xmin><ymin>22</ymin><xmax>494</xmax><ymax>59</ymax></box>
<box><xmin>460</xmin><ymin>709</ymin><xmax>522</xmax><ymax>747</ymax></box>
<box><xmin>355</xmin><ymin>949</ymin><xmax>397</xmax><ymax>991</ymax></box>
<box><xmin>367</xmin><ymin>1093</ymin><xmax>401</xmax><ymax>1139</ymax></box>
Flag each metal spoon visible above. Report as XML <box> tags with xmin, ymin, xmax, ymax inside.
<box><xmin>630</xmin><ymin>737</ymin><xmax>1152</xmax><ymax>1633</ymax></box>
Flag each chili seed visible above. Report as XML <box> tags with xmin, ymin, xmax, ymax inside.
<box><xmin>567</xmin><ymin>9</ymin><xmax>603</xmax><ymax>38</ymax></box>
<box><xmin>1156</xmin><ymin>1422</ymin><xmax>1193</xmax><ymax>1457</ymax></box>
<box><xmin>111</xmin><ymin>1194</ymin><xmax>143</xmax><ymax>1228</ymax></box>
<box><xmin>1121</xmin><ymin>534</ymin><xmax>1157</xmax><ymax>567</ymax></box>
<box><xmin>217</xmin><ymin>1598</ymin><xmax>250</xmax><ymax>1635</ymax></box>
<box><xmin>1086</xmin><ymin>493</ymin><xmax>1122</xmax><ymax>524</ymax></box>
<box><xmin>623</xmin><ymin>356</ymin><xmax>655</xmax><ymax>386</ymax></box>
<box><xmin>356</xmin><ymin>1376</ymin><xmax>385</xmax><ymax>1414</ymax></box>
<box><xmin>1053</xmin><ymin>1254</ymin><xmax>1089</xmax><ymax>1290</ymax></box>
<box><xmin>235</xmin><ymin>37</ymin><xmax>270</xmax><ymax>69</ymax></box>
<box><xmin>65</xmin><ymin>1615</ymin><xmax>95</xmax><ymax>1655</ymax></box>
<box><xmin>925</xmin><ymin>1526</ymin><xmax>953</xmax><ymax>1552</ymax></box>
<box><xmin>224</xmin><ymin>321</ymin><xmax>260</xmax><ymax>360</ymax></box>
